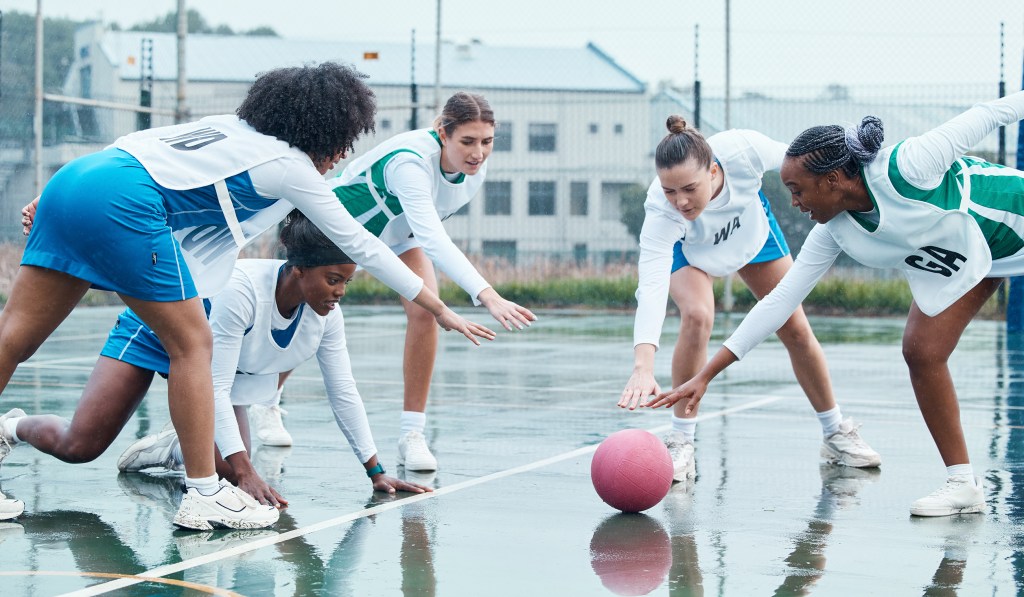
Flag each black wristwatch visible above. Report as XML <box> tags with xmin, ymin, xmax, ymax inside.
<box><xmin>366</xmin><ymin>462</ymin><xmax>385</xmax><ymax>478</ymax></box>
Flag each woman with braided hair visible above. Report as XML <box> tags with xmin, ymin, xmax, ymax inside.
<box><xmin>618</xmin><ymin>116</ymin><xmax>880</xmax><ymax>482</ymax></box>
<box><xmin>647</xmin><ymin>90</ymin><xmax>1024</xmax><ymax>517</ymax></box>
<box><xmin>0</xmin><ymin>62</ymin><xmax>491</xmax><ymax>529</ymax></box>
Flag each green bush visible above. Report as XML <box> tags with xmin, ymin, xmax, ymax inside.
<box><xmin>343</xmin><ymin>276</ymin><xmax>639</xmax><ymax>310</ymax></box>
<box><xmin>344</xmin><ymin>274</ymin><xmax>929</xmax><ymax>315</ymax></box>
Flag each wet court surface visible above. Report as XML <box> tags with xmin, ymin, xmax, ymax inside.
<box><xmin>1</xmin><ymin>305</ymin><xmax>1023</xmax><ymax>595</ymax></box>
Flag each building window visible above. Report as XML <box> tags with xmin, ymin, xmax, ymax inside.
<box><xmin>494</xmin><ymin>122</ymin><xmax>512</xmax><ymax>152</ymax></box>
<box><xmin>79</xmin><ymin>65</ymin><xmax>93</xmax><ymax>98</ymax></box>
<box><xmin>380</xmin><ymin>118</ymin><xmax>392</xmax><ymax>130</ymax></box>
<box><xmin>452</xmin><ymin>203</ymin><xmax>470</xmax><ymax>216</ymax></box>
<box><xmin>528</xmin><ymin>123</ymin><xmax>557</xmax><ymax>152</ymax></box>
<box><xmin>573</xmin><ymin>243</ymin><xmax>588</xmax><ymax>265</ymax></box>
<box><xmin>484</xmin><ymin>181</ymin><xmax>512</xmax><ymax>215</ymax></box>
<box><xmin>600</xmin><ymin>182</ymin><xmax>633</xmax><ymax>221</ymax></box>
<box><xmin>614</xmin><ymin>123</ymin><xmax>624</xmax><ymax>134</ymax></box>
<box><xmin>589</xmin><ymin>123</ymin><xmax>599</xmax><ymax>134</ymax></box>
<box><xmin>528</xmin><ymin>181</ymin><xmax>556</xmax><ymax>216</ymax></box>
<box><xmin>570</xmin><ymin>181</ymin><xmax>589</xmax><ymax>216</ymax></box>
<box><xmin>482</xmin><ymin>240</ymin><xmax>517</xmax><ymax>264</ymax></box>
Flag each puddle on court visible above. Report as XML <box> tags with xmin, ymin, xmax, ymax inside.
<box><xmin>0</xmin><ymin>306</ymin><xmax>1022</xmax><ymax>595</ymax></box>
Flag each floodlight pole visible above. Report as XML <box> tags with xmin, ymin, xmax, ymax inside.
<box><xmin>175</xmin><ymin>0</ymin><xmax>187</xmax><ymax>123</ymax></box>
<box><xmin>693</xmin><ymin>24</ymin><xmax>701</xmax><ymax>129</ymax></box>
<box><xmin>33</xmin><ymin>0</ymin><xmax>43</xmax><ymax>196</ymax></box>
<box><xmin>998</xmin><ymin>21</ymin><xmax>1006</xmax><ymax>165</ymax></box>
<box><xmin>722</xmin><ymin>0</ymin><xmax>734</xmax><ymax>312</ymax></box>
<box><xmin>434</xmin><ymin>0</ymin><xmax>442</xmax><ymax>113</ymax></box>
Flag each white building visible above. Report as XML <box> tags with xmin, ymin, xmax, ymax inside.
<box><xmin>36</xmin><ymin>24</ymin><xmax>653</xmax><ymax>260</ymax></box>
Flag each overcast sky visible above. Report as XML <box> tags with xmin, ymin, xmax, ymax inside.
<box><xmin>5</xmin><ymin>0</ymin><xmax>1024</xmax><ymax>92</ymax></box>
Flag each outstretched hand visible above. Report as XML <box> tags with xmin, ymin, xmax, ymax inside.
<box><xmin>645</xmin><ymin>377</ymin><xmax>708</xmax><ymax>414</ymax></box>
<box><xmin>617</xmin><ymin>369</ymin><xmax>661</xmax><ymax>410</ymax></box>
<box><xmin>21</xmin><ymin>197</ymin><xmax>39</xmax><ymax>236</ymax></box>
<box><xmin>478</xmin><ymin>288</ymin><xmax>537</xmax><ymax>331</ymax></box>
<box><xmin>434</xmin><ymin>307</ymin><xmax>496</xmax><ymax>345</ymax></box>
<box><xmin>371</xmin><ymin>474</ymin><xmax>434</xmax><ymax>494</ymax></box>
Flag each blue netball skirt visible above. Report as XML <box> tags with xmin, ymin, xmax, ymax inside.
<box><xmin>22</xmin><ymin>148</ymin><xmax>197</xmax><ymax>302</ymax></box>
<box><xmin>671</xmin><ymin>192</ymin><xmax>790</xmax><ymax>273</ymax></box>
<box><xmin>99</xmin><ymin>308</ymin><xmax>171</xmax><ymax>376</ymax></box>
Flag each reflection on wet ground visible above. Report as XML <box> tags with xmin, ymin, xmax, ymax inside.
<box><xmin>0</xmin><ymin>306</ymin><xmax>1022</xmax><ymax>595</ymax></box>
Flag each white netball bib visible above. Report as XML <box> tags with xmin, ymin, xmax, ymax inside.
<box><xmin>828</xmin><ymin>148</ymin><xmax>991</xmax><ymax>316</ymax></box>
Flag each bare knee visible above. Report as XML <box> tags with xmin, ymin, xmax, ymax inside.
<box><xmin>776</xmin><ymin>320</ymin><xmax>818</xmax><ymax>351</ymax></box>
<box><xmin>56</xmin><ymin>441</ymin><xmax>105</xmax><ymax>463</ymax></box>
<box><xmin>902</xmin><ymin>338</ymin><xmax>950</xmax><ymax>373</ymax></box>
<box><xmin>0</xmin><ymin>321</ymin><xmax>43</xmax><ymax>365</ymax></box>
<box><xmin>406</xmin><ymin>302</ymin><xmax>439</xmax><ymax>331</ymax></box>
<box><xmin>30</xmin><ymin>415</ymin><xmax>106</xmax><ymax>463</ymax></box>
<box><xmin>162</xmin><ymin>324</ymin><xmax>213</xmax><ymax>363</ymax></box>
<box><xmin>677</xmin><ymin>302</ymin><xmax>714</xmax><ymax>339</ymax></box>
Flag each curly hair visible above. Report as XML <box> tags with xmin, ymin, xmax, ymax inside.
<box><xmin>237</xmin><ymin>62</ymin><xmax>377</xmax><ymax>165</ymax></box>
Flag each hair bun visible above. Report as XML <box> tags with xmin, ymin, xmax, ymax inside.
<box><xmin>845</xmin><ymin>115</ymin><xmax>884</xmax><ymax>164</ymax></box>
<box><xmin>666</xmin><ymin>115</ymin><xmax>688</xmax><ymax>135</ymax></box>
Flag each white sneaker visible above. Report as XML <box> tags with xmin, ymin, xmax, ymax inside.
<box><xmin>821</xmin><ymin>418</ymin><xmax>881</xmax><ymax>468</ymax></box>
<box><xmin>663</xmin><ymin>431</ymin><xmax>696</xmax><ymax>482</ymax></box>
<box><xmin>910</xmin><ymin>475</ymin><xmax>985</xmax><ymax>517</ymax></box>
<box><xmin>249</xmin><ymin>404</ymin><xmax>293</xmax><ymax>447</ymax></box>
<box><xmin>173</xmin><ymin>479</ymin><xmax>280</xmax><ymax>531</ymax></box>
<box><xmin>117</xmin><ymin>423</ymin><xmax>182</xmax><ymax>473</ymax></box>
<box><xmin>0</xmin><ymin>408</ymin><xmax>27</xmax><ymax>465</ymax></box>
<box><xmin>397</xmin><ymin>431</ymin><xmax>438</xmax><ymax>472</ymax></box>
<box><xmin>0</xmin><ymin>490</ymin><xmax>23</xmax><ymax>521</ymax></box>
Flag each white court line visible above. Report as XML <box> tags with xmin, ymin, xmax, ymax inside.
<box><xmin>19</xmin><ymin>356</ymin><xmax>99</xmax><ymax>367</ymax></box>
<box><xmin>59</xmin><ymin>394</ymin><xmax>786</xmax><ymax>597</ymax></box>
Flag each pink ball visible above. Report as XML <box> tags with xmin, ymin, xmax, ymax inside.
<box><xmin>591</xmin><ymin>429</ymin><xmax>673</xmax><ymax>513</ymax></box>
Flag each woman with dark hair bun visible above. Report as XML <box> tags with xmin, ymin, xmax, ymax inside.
<box><xmin>0</xmin><ymin>62</ymin><xmax>490</xmax><ymax>528</ymax></box>
<box><xmin>649</xmin><ymin>90</ymin><xmax>1024</xmax><ymax>518</ymax></box>
<box><xmin>619</xmin><ymin>116</ymin><xmax>880</xmax><ymax>483</ymax></box>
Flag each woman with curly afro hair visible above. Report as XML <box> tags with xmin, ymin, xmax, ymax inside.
<box><xmin>2</xmin><ymin>62</ymin><xmax>493</xmax><ymax>530</ymax></box>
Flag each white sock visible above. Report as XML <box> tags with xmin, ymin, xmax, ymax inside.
<box><xmin>273</xmin><ymin>386</ymin><xmax>284</xmax><ymax>406</ymax></box>
<box><xmin>816</xmin><ymin>406</ymin><xmax>843</xmax><ymax>437</ymax></box>
<box><xmin>401</xmin><ymin>411</ymin><xmax>426</xmax><ymax>435</ymax></box>
<box><xmin>671</xmin><ymin>416</ymin><xmax>697</xmax><ymax>443</ymax></box>
<box><xmin>2</xmin><ymin>417</ymin><xmax>23</xmax><ymax>443</ymax></box>
<box><xmin>185</xmin><ymin>474</ymin><xmax>220</xmax><ymax>495</ymax></box>
<box><xmin>946</xmin><ymin>464</ymin><xmax>975</xmax><ymax>484</ymax></box>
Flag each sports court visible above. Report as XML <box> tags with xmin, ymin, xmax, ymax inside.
<box><xmin>0</xmin><ymin>304</ymin><xmax>1021</xmax><ymax>596</ymax></box>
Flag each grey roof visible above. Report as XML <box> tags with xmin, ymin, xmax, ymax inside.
<box><xmin>99</xmin><ymin>30</ymin><xmax>645</xmax><ymax>92</ymax></box>
<box><xmin>652</xmin><ymin>87</ymin><xmax>1017</xmax><ymax>155</ymax></box>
